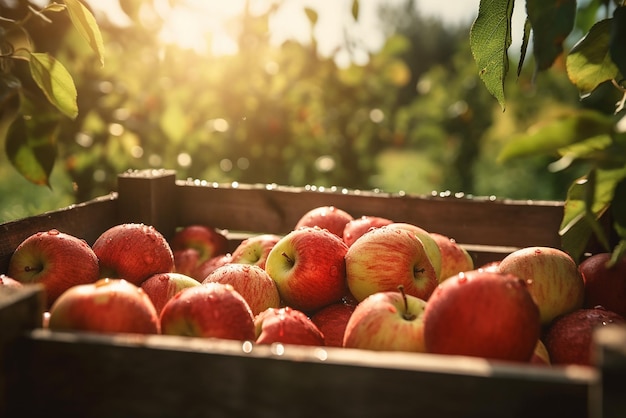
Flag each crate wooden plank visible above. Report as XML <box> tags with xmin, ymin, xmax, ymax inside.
<box><xmin>173</xmin><ymin>180</ymin><xmax>565</xmax><ymax>249</ymax></box>
<box><xmin>5</xmin><ymin>329</ymin><xmax>595</xmax><ymax>418</ymax></box>
<box><xmin>591</xmin><ymin>325</ymin><xmax>626</xmax><ymax>418</ymax></box>
<box><xmin>0</xmin><ymin>195</ymin><xmax>119</xmax><ymax>273</ymax></box>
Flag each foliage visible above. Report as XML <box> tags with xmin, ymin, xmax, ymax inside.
<box><xmin>0</xmin><ymin>0</ymin><xmax>103</xmax><ymax>185</ymax></box>
<box><xmin>471</xmin><ymin>0</ymin><xmax>626</xmax><ymax>263</ymax></box>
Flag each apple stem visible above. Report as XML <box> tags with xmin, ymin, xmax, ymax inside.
<box><xmin>397</xmin><ymin>285</ymin><xmax>416</xmax><ymax>321</ymax></box>
<box><xmin>281</xmin><ymin>252</ymin><xmax>295</xmax><ymax>266</ymax></box>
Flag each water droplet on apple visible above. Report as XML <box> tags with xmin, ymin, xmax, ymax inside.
<box><xmin>48</xmin><ymin>229</ymin><xmax>60</xmax><ymax>236</ymax></box>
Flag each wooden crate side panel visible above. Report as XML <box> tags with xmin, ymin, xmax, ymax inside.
<box><xmin>174</xmin><ymin>183</ymin><xmax>564</xmax><ymax>248</ymax></box>
<box><xmin>0</xmin><ymin>195</ymin><xmax>119</xmax><ymax>273</ymax></box>
<box><xmin>592</xmin><ymin>325</ymin><xmax>626</xmax><ymax>418</ymax></box>
<box><xmin>7</xmin><ymin>330</ymin><xmax>593</xmax><ymax>418</ymax></box>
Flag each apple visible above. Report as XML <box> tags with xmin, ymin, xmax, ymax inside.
<box><xmin>194</xmin><ymin>253</ymin><xmax>233</xmax><ymax>281</ymax></box>
<box><xmin>530</xmin><ymin>339</ymin><xmax>551</xmax><ymax>366</ymax></box>
<box><xmin>543</xmin><ymin>306</ymin><xmax>626</xmax><ymax>366</ymax></box>
<box><xmin>430</xmin><ymin>232</ymin><xmax>474</xmax><ymax>282</ymax></box>
<box><xmin>385</xmin><ymin>223</ymin><xmax>442</xmax><ymax>282</ymax></box>
<box><xmin>294</xmin><ymin>205</ymin><xmax>354</xmax><ymax>238</ymax></box>
<box><xmin>0</xmin><ymin>274</ymin><xmax>24</xmax><ymax>288</ymax></box>
<box><xmin>229</xmin><ymin>233</ymin><xmax>282</xmax><ymax>270</ymax></box>
<box><xmin>265</xmin><ymin>226</ymin><xmax>349</xmax><ymax>312</ymax></box>
<box><xmin>343</xmin><ymin>286</ymin><xmax>428</xmax><ymax>352</ymax></box>
<box><xmin>345</xmin><ymin>226</ymin><xmax>438</xmax><ymax>302</ymax></box>
<box><xmin>160</xmin><ymin>282</ymin><xmax>255</xmax><ymax>341</ymax></box>
<box><xmin>202</xmin><ymin>263</ymin><xmax>281</xmax><ymax>316</ymax></box>
<box><xmin>578</xmin><ymin>252</ymin><xmax>626</xmax><ymax>317</ymax></box>
<box><xmin>254</xmin><ymin>306</ymin><xmax>325</xmax><ymax>347</ymax></box>
<box><xmin>342</xmin><ymin>215</ymin><xmax>393</xmax><ymax>247</ymax></box>
<box><xmin>140</xmin><ymin>272</ymin><xmax>202</xmax><ymax>314</ymax></box>
<box><xmin>496</xmin><ymin>246</ymin><xmax>585</xmax><ymax>325</ymax></box>
<box><xmin>423</xmin><ymin>269</ymin><xmax>541</xmax><ymax>362</ymax></box>
<box><xmin>92</xmin><ymin>223</ymin><xmax>175</xmax><ymax>286</ymax></box>
<box><xmin>48</xmin><ymin>278</ymin><xmax>160</xmax><ymax>334</ymax></box>
<box><xmin>170</xmin><ymin>224</ymin><xmax>229</xmax><ymax>266</ymax></box>
<box><xmin>7</xmin><ymin>229</ymin><xmax>100</xmax><ymax>309</ymax></box>
<box><xmin>310</xmin><ymin>301</ymin><xmax>356</xmax><ymax>347</ymax></box>
<box><xmin>173</xmin><ymin>247</ymin><xmax>202</xmax><ymax>277</ymax></box>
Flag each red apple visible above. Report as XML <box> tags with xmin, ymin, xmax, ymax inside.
<box><xmin>543</xmin><ymin>306</ymin><xmax>626</xmax><ymax>366</ymax></box>
<box><xmin>265</xmin><ymin>226</ymin><xmax>349</xmax><ymax>312</ymax></box>
<box><xmin>343</xmin><ymin>286</ymin><xmax>427</xmax><ymax>352</ymax></box>
<box><xmin>160</xmin><ymin>282</ymin><xmax>255</xmax><ymax>341</ymax></box>
<box><xmin>202</xmin><ymin>263</ymin><xmax>281</xmax><ymax>316</ymax></box>
<box><xmin>194</xmin><ymin>253</ymin><xmax>233</xmax><ymax>281</ymax></box>
<box><xmin>173</xmin><ymin>247</ymin><xmax>202</xmax><ymax>277</ymax></box>
<box><xmin>294</xmin><ymin>206</ymin><xmax>354</xmax><ymax>238</ymax></box>
<box><xmin>48</xmin><ymin>278</ymin><xmax>159</xmax><ymax>334</ymax></box>
<box><xmin>423</xmin><ymin>269</ymin><xmax>541</xmax><ymax>362</ymax></box>
<box><xmin>0</xmin><ymin>274</ymin><xmax>24</xmax><ymax>288</ymax></box>
<box><xmin>496</xmin><ymin>246</ymin><xmax>585</xmax><ymax>325</ymax></box>
<box><xmin>430</xmin><ymin>232</ymin><xmax>474</xmax><ymax>282</ymax></box>
<box><xmin>345</xmin><ymin>226</ymin><xmax>438</xmax><ymax>302</ymax></box>
<box><xmin>386</xmin><ymin>223</ymin><xmax>442</xmax><ymax>282</ymax></box>
<box><xmin>140</xmin><ymin>272</ymin><xmax>202</xmax><ymax>314</ymax></box>
<box><xmin>229</xmin><ymin>233</ymin><xmax>282</xmax><ymax>270</ymax></box>
<box><xmin>7</xmin><ymin>229</ymin><xmax>100</xmax><ymax>309</ymax></box>
<box><xmin>579</xmin><ymin>252</ymin><xmax>626</xmax><ymax>317</ymax></box>
<box><xmin>92</xmin><ymin>223</ymin><xmax>175</xmax><ymax>286</ymax></box>
<box><xmin>170</xmin><ymin>224</ymin><xmax>229</xmax><ymax>266</ymax></box>
<box><xmin>254</xmin><ymin>306</ymin><xmax>325</xmax><ymax>347</ymax></box>
<box><xmin>310</xmin><ymin>301</ymin><xmax>356</xmax><ymax>347</ymax></box>
<box><xmin>342</xmin><ymin>216</ymin><xmax>393</xmax><ymax>247</ymax></box>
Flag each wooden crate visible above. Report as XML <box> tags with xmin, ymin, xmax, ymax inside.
<box><xmin>0</xmin><ymin>168</ymin><xmax>618</xmax><ymax>418</ymax></box>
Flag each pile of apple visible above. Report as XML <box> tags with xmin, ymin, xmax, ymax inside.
<box><xmin>3</xmin><ymin>205</ymin><xmax>626</xmax><ymax>368</ymax></box>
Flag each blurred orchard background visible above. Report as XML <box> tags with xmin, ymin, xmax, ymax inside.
<box><xmin>0</xmin><ymin>0</ymin><xmax>618</xmax><ymax>223</ymax></box>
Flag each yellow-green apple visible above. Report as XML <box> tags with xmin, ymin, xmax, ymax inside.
<box><xmin>423</xmin><ymin>269</ymin><xmax>541</xmax><ymax>362</ymax></box>
<box><xmin>294</xmin><ymin>205</ymin><xmax>354</xmax><ymax>238</ymax></box>
<box><xmin>530</xmin><ymin>339</ymin><xmax>551</xmax><ymax>366</ymax></box>
<box><xmin>202</xmin><ymin>263</ymin><xmax>281</xmax><ymax>316</ymax></box>
<box><xmin>265</xmin><ymin>226</ymin><xmax>349</xmax><ymax>312</ymax></box>
<box><xmin>310</xmin><ymin>301</ymin><xmax>356</xmax><ymax>347</ymax></box>
<box><xmin>229</xmin><ymin>233</ymin><xmax>282</xmax><ymax>270</ymax></box>
<box><xmin>7</xmin><ymin>229</ymin><xmax>100</xmax><ymax>309</ymax></box>
<box><xmin>385</xmin><ymin>223</ymin><xmax>442</xmax><ymax>281</ymax></box>
<box><xmin>342</xmin><ymin>215</ymin><xmax>393</xmax><ymax>247</ymax></box>
<box><xmin>170</xmin><ymin>224</ymin><xmax>229</xmax><ymax>275</ymax></box>
<box><xmin>343</xmin><ymin>286</ymin><xmax>427</xmax><ymax>352</ymax></box>
<box><xmin>0</xmin><ymin>274</ymin><xmax>23</xmax><ymax>288</ymax></box>
<box><xmin>543</xmin><ymin>306</ymin><xmax>625</xmax><ymax>366</ymax></box>
<box><xmin>48</xmin><ymin>278</ymin><xmax>160</xmax><ymax>334</ymax></box>
<box><xmin>345</xmin><ymin>226</ymin><xmax>438</xmax><ymax>302</ymax></box>
<box><xmin>578</xmin><ymin>252</ymin><xmax>626</xmax><ymax>317</ymax></box>
<box><xmin>496</xmin><ymin>246</ymin><xmax>585</xmax><ymax>325</ymax></box>
<box><xmin>140</xmin><ymin>272</ymin><xmax>202</xmax><ymax>314</ymax></box>
<box><xmin>430</xmin><ymin>232</ymin><xmax>474</xmax><ymax>282</ymax></box>
<box><xmin>160</xmin><ymin>282</ymin><xmax>255</xmax><ymax>341</ymax></box>
<box><xmin>254</xmin><ymin>306</ymin><xmax>325</xmax><ymax>346</ymax></box>
<box><xmin>92</xmin><ymin>223</ymin><xmax>175</xmax><ymax>286</ymax></box>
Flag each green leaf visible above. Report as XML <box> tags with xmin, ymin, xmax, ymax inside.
<box><xmin>517</xmin><ymin>17</ymin><xmax>532</xmax><ymax>76</ymax></box>
<box><xmin>28</xmin><ymin>52</ymin><xmax>78</xmax><ymax>120</ymax></box>
<box><xmin>498</xmin><ymin>110</ymin><xmax>614</xmax><ymax>162</ymax></box>
<box><xmin>63</xmin><ymin>0</ymin><xmax>105</xmax><ymax>66</ymax></box>
<box><xmin>5</xmin><ymin>115</ymin><xmax>59</xmax><ymax>186</ymax></box>
<box><xmin>526</xmin><ymin>0</ymin><xmax>576</xmax><ymax>71</ymax></box>
<box><xmin>470</xmin><ymin>0</ymin><xmax>515</xmax><ymax>111</ymax></box>
<box><xmin>610</xmin><ymin>6</ymin><xmax>626</xmax><ymax>83</ymax></box>
<box><xmin>567</xmin><ymin>19</ymin><xmax>620</xmax><ymax>97</ymax></box>
<box><xmin>352</xmin><ymin>0</ymin><xmax>359</xmax><ymax>21</ymax></box>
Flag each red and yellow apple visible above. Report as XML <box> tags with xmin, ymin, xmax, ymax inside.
<box><xmin>7</xmin><ymin>229</ymin><xmax>100</xmax><ymax>309</ymax></box>
<box><xmin>386</xmin><ymin>223</ymin><xmax>442</xmax><ymax>281</ymax></box>
<box><xmin>294</xmin><ymin>205</ymin><xmax>354</xmax><ymax>238</ymax></box>
<box><xmin>345</xmin><ymin>226</ymin><xmax>438</xmax><ymax>302</ymax></box>
<box><xmin>140</xmin><ymin>271</ymin><xmax>202</xmax><ymax>314</ymax></box>
<box><xmin>48</xmin><ymin>278</ymin><xmax>160</xmax><ymax>334</ymax></box>
<box><xmin>342</xmin><ymin>215</ymin><xmax>393</xmax><ymax>247</ymax></box>
<box><xmin>430</xmin><ymin>232</ymin><xmax>474</xmax><ymax>282</ymax></box>
<box><xmin>229</xmin><ymin>233</ymin><xmax>282</xmax><ymax>270</ymax></box>
<box><xmin>423</xmin><ymin>269</ymin><xmax>541</xmax><ymax>362</ymax></box>
<box><xmin>254</xmin><ymin>306</ymin><xmax>325</xmax><ymax>347</ymax></box>
<box><xmin>310</xmin><ymin>301</ymin><xmax>356</xmax><ymax>347</ymax></box>
<box><xmin>265</xmin><ymin>226</ymin><xmax>349</xmax><ymax>312</ymax></box>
